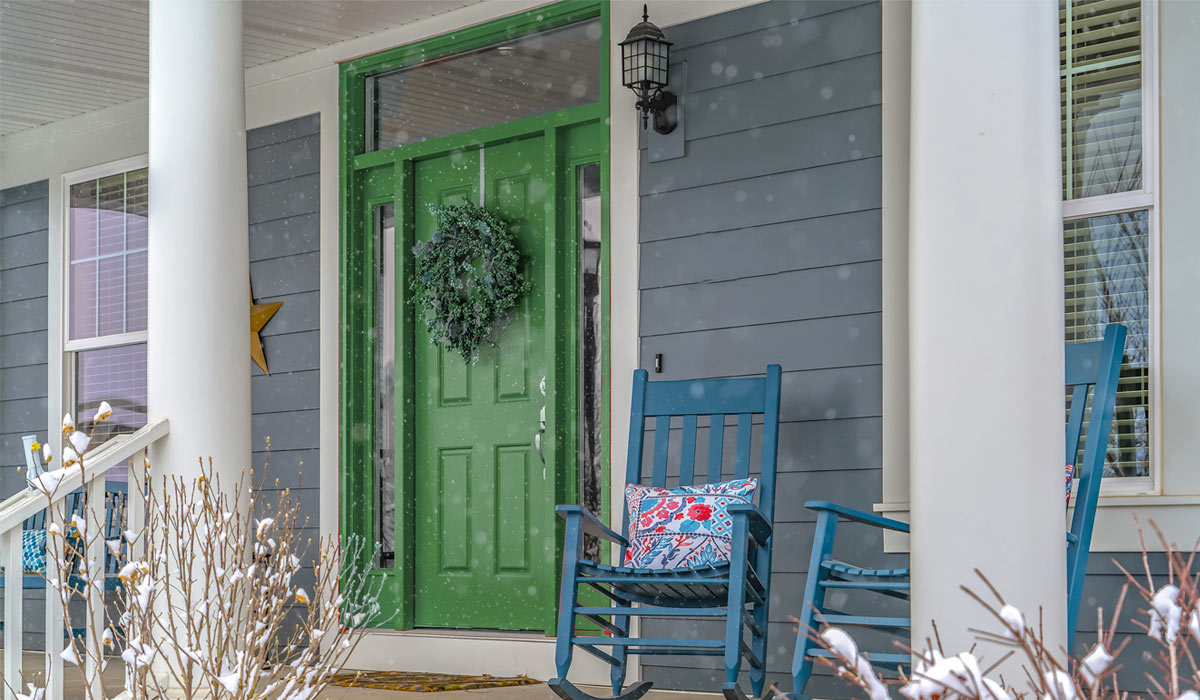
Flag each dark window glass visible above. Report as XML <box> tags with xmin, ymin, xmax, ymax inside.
<box><xmin>367</xmin><ymin>19</ymin><xmax>602</xmax><ymax>151</ymax></box>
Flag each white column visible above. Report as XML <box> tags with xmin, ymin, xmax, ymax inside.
<box><xmin>908</xmin><ymin>0</ymin><xmax>1065</xmax><ymax>664</ymax></box>
<box><xmin>147</xmin><ymin>0</ymin><xmax>249</xmax><ymax>482</ymax></box>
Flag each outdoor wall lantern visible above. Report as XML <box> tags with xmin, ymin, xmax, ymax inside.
<box><xmin>619</xmin><ymin>5</ymin><xmax>677</xmax><ymax>134</ymax></box>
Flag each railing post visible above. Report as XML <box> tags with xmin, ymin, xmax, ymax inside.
<box><xmin>44</xmin><ymin>500</ymin><xmax>64</xmax><ymax>700</ymax></box>
<box><xmin>2</xmin><ymin>527</ymin><xmax>23</xmax><ymax>699</ymax></box>
<box><xmin>84</xmin><ymin>474</ymin><xmax>106</xmax><ymax>697</ymax></box>
<box><xmin>127</xmin><ymin>450</ymin><xmax>147</xmax><ymax>560</ymax></box>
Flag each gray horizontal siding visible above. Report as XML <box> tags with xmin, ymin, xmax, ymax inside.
<box><xmin>0</xmin><ymin>179</ymin><xmax>49</xmax><ymax>503</ymax></box>
<box><xmin>683</xmin><ymin>55</ymin><xmax>881</xmax><ymax>141</ymax></box>
<box><xmin>640</xmin><ymin>210</ymin><xmax>882</xmax><ymax>289</ymax></box>
<box><xmin>641</xmin><ymin>262</ymin><xmax>881</xmax><ymax>333</ymax></box>
<box><xmin>0</xmin><ymin>298</ymin><xmax>47</xmax><ymax>335</ymax></box>
<box><xmin>637</xmin><ymin>1</ymin><xmax>883</xmax><ymax>691</ymax></box>
<box><xmin>676</xmin><ymin>3</ymin><xmax>881</xmax><ymax>94</ymax></box>
<box><xmin>0</xmin><ymin>230</ymin><xmax>49</xmax><ymax>271</ymax></box>
<box><xmin>641</xmin><ymin>317</ymin><xmax>882</xmax><ymax>382</ymax></box>
<box><xmin>641</xmin><ymin>106</ymin><xmax>882</xmax><ymax>196</ymax></box>
<box><xmin>247</xmin><ymin>114</ymin><xmax>321</xmax><ymax>553</ymax></box>
<box><xmin>668</xmin><ymin>0</ymin><xmax>874</xmax><ymax>51</ymax></box>
<box><xmin>641</xmin><ymin>157</ymin><xmax>882</xmax><ymax>239</ymax></box>
<box><xmin>259</xmin><ymin>290</ymin><xmax>320</xmax><ymax>336</ymax></box>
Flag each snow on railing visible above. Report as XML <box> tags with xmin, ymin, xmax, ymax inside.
<box><xmin>1</xmin><ymin>418</ymin><xmax>168</xmax><ymax>700</ymax></box>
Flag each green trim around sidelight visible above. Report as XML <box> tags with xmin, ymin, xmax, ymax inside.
<box><xmin>351</xmin><ymin>103</ymin><xmax>607</xmax><ymax>171</ymax></box>
<box><xmin>339</xmin><ymin>0</ymin><xmax>611</xmax><ymax>633</ymax></box>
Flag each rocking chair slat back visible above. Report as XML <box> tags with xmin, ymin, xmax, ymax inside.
<box><xmin>623</xmin><ymin>369</ymin><xmax>782</xmax><ymax>535</ymax></box>
<box><xmin>707</xmin><ymin>414</ymin><xmax>725</xmax><ymax>484</ymax></box>
<box><xmin>652</xmin><ymin>415</ymin><xmax>671</xmax><ymax>487</ymax></box>
<box><xmin>679</xmin><ymin>414</ymin><xmax>699</xmax><ymax>484</ymax></box>
<box><xmin>734</xmin><ymin>413</ymin><xmax>752</xmax><ymax>481</ymax></box>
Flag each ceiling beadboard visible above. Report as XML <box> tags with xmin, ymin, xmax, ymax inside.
<box><xmin>0</xmin><ymin>0</ymin><xmax>484</xmax><ymax>136</ymax></box>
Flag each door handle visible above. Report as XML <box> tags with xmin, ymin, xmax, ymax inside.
<box><xmin>535</xmin><ymin>375</ymin><xmax>547</xmax><ymax>465</ymax></box>
<box><xmin>535</xmin><ymin>404</ymin><xmax>547</xmax><ymax>464</ymax></box>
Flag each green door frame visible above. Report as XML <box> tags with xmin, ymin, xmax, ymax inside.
<box><xmin>338</xmin><ymin>0</ymin><xmax>612</xmax><ymax>632</ymax></box>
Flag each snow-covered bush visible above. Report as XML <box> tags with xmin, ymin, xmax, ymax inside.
<box><xmin>800</xmin><ymin>521</ymin><xmax>1199</xmax><ymax>700</ymax></box>
<box><xmin>8</xmin><ymin>407</ymin><xmax>386</xmax><ymax>699</ymax></box>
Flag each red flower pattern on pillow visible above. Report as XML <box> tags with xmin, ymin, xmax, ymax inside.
<box><xmin>622</xmin><ymin>478</ymin><xmax>757</xmax><ymax>570</ymax></box>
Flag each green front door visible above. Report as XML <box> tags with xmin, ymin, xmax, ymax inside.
<box><xmin>349</xmin><ymin>119</ymin><xmax>605</xmax><ymax>632</ymax></box>
<box><xmin>412</xmin><ymin>135</ymin><xmax>556</xmax><ymax>629</ymax></box>
<box><xmin>340</xmin><ymin>1</ymin><xmax>610</xmax><ymax>635</ymax></box>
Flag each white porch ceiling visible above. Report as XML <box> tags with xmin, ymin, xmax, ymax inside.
<box><xmin>0</xmin><ymin>0</ymin><xmax>485</xmax><ymax>137</ymax></box>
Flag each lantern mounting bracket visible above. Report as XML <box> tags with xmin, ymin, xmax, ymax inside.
<box><xmin>637</xmin><ymin>88</ymin><xmax>677</xmax><ymax>135</ymax></box>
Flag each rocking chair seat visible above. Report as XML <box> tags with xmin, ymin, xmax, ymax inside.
<box><xmin>577</xmin><ymin>560</ymin><xmax>766</xmax><ymax>606</ymax></box>
<box><xmin>821</xmin><ymin>559</ymin><xmax>910</xmax><ymax>581</ymax></box>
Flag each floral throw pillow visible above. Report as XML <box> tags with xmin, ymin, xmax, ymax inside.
<box><xmin>623</xmin><ymin>478</ymin><xmax>758</xmax><ymax>570</ymax></box>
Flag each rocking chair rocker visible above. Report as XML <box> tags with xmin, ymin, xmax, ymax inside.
<box><xmin>549</xmin><ymin>365</ymin><xmax>782</xmax><ymax>700</ymax></box>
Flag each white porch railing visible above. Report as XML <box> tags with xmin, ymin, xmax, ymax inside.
<box><xmin>1</xmin><ymin>418</ymin><xmax>168</xmax><ymax>700</ymax></box>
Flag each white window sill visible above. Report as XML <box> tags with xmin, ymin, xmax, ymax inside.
<box><xmin>873</xmin><ymin>495</ymin><xmax>1200</xmax><ymax>553</ymax></box>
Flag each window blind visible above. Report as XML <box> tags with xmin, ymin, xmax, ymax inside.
<box><xmin>1064</xmin><ymin>211</ymin><xmax>1149</xmax><ymax>478</ymax></box>
<box><xmin>76</xmin><ymin>344</ymin><xmax>148</xmax><ymax>446</ymax></box>
<box><xmin>1059</xmin><ymin>0</ymin><xmax>1143</xmax><ymax>200</ymax></box>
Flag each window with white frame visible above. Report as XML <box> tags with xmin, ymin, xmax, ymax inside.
<box><xmin>1060</xmin><ymin>0</ymin><xmax>1154</xmax><ymax>484</ymax></box>
<box><xmin>66</xmin><ymin>165</ymin><xmax>148</xmax><ymax>446</ymax></box>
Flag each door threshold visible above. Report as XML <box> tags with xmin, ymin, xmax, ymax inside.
<box><xmin>347</xmin><ymin>627</ymin><xmax>615</xmax><ymax>683</ymax></box>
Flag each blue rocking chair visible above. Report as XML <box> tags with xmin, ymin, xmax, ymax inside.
<box><xmin>550</xmin><ymin>365</ymin><xmax>782</xmax><ymax>700</ymax></box>
<box><xmin>786</xmin><ymin>324</ymin><xmax>1128</xmax><ymax>699</ymax></box>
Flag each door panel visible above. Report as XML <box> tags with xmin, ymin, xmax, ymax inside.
<box><xmin>413</xmin><ymin>135</ymin><xmax>555</xmax><ymax>630</ymax></box>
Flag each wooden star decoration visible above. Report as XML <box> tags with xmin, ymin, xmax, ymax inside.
<box><xmin>250</xmin><ymin>285</ymin><xmax>283</xmax><ymax>375</ymax></box>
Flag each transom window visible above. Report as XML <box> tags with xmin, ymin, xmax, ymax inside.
<box><xmin>365</xmin><ymin>18</ymin><xmax>602</xmax><ymax>151</ymax></box>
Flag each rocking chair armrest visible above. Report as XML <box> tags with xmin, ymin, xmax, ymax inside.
<box><xmin>727</xmin><ymin>503</ymin><xmax>772</xmax><ymax>545</ymax></box>
<box><xmin>555</xmin><ymin>505</ymin><xmax>628</xmax><ymax>547</ymax></box>
<box><xmin>805</xmin><ymin>500</ymin><xmax>910</xmax><ymax>534</ymax></box>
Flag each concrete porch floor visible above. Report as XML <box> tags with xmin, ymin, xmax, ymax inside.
<box><xmin>2</xmin><ymin>650</ymin><xmax>717</xmax><ymax>700</ymax></box>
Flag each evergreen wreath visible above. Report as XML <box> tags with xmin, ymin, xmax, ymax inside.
<box><xmin>410</xmin><ymin>202</ymin><xmax>531</xmax><ymax>363</ymax></box>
